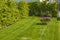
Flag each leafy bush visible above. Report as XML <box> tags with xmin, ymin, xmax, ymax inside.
<box><xmin>47</xmin><ymin>2</ymin><xmax>58</xmax><ymax>17</ymax></box>
<box><xmin>0</xmin><ymin>0</ymin><xmax>20</xmax><ymax>28</ymax></box>
<box><xmin>29</xmin><ymin>2</ymin><xmax>41</xmax><ymax>16</ymax></box>
<box><xmin>29</xmin><ymin>1</ymin><xmax>58</xmax><ymax>17</ymax></box>
<box><xmin>18</xmin><ymin>1</ymin><xmax>29</xmax><ymax>18</ymax></box>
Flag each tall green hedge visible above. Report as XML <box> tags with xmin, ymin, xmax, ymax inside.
<box><xmin>29</xmin><ymin>2</ymin><xmax>40</xmax><ymax>16</ymax></box>
<box><xmin>29</xmin><ymin>1</ymin><xmax>58</xmax><ymax>17</ymax></box>
<box><xmin>18</xmin><ymin>1</ymin><xmax>29</xmax><ymax>18</ymax></box>
<box><xmin>0</xmin><ymin>0</ymin><xmax>20</xmax><ymax>28</ymax></box>
<box><xmin>49</xmin><ymin>2</ymin><xmax>58</xmax><ymax>17</ymax></box>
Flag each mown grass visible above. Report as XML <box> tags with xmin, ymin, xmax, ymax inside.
<box><xmin>0</xmin><ymin>17</ymin><xmax>58</xmax><ymax>40</ymax></box>
<box><xmin>58</xmin><ymin>21</ymin><xmax>60</xmax><ymax>40</ymax></box>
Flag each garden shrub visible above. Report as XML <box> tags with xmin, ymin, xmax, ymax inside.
<box><xmin>46</xmin><ymin>2</ymin><xmax>58</xmax><ymax>17</ymax></box>
<box><xmin>29</xmin><ymin>2</ymin><xmax>41</xmax><ymax>16</ymax></box>
<box><xmin>0</xmin><ymin>0</ymin><xmax>20</xmax><ymax>28</ymax></box>
<box><xmin>29</xmin><ymin>1</ymin><xmax>58</xmax><ymax>17</ymax></box>
<box><xmin>18</xmin><ymin>1</ymin><xmax>29</xmax><ymax>18</ymax></box>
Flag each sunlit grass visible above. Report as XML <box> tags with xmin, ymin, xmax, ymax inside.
<box><xmin>58</xmin><ymin>21</ymin><xmax>60</xmax><ymax>40</ymax></box>
<box><xmin>0</xmin><ymin>17</ymin><xmax>58</xmax><ymax>40</ymax></box>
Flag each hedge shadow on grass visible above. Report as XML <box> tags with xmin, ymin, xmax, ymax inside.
<box><xmin>36</xmin><ymin>23</ymin><xmax>47</xmax><ymax>25</ymax></box>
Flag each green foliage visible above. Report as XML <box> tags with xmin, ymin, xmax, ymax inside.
<box><xmin>29</xmin><ymin>2</ymin><xmax>40</xmax><ymax>16</ymax></box>
<box><xmin>0</xmin><ymin>0</ymin><xmax>20</xmax><ymax>28</ymax></box>
<box><xmin>0</xmin><ymin>0</ymin><xmax>58</xmax><ymax>28</ymax></box>
<box><xmin>18</xmin><ymin>1</ymin><xmax>29</xmax><ymax>18</ymax></box>
<box><xmin>49</xmin><ymin>2</ymin><xmax>58</xmax><ymax>17</ymax></box>
<box><xmin>29</xmin><ymin>1</ymin><xmax>58</xmax><ymax>17</ymax></box>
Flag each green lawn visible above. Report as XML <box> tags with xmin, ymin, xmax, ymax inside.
<box><xmin>58</xmin><ymin>21</ymin><xmax>60</xmax><ymax>40</ymax></box>
<box><xmin>0</xmin><ymin>17</ymin><xmax>58</xmax><ymax>40</ymax></box>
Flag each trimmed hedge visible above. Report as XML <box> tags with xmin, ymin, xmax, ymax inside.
<box><xmin>28</xmin><ymin>2</ymin><xmax>40</xmax><ymax>16</ymax></box>
<box><xmin>18</xmin><ymin>1</ymin><xmax>29</xmax><ymax>18</ymax></box>
<box><xmin>29</xmin><ymin>1</ymin><xmax>58</xmax><ymax>17</ymax></box>
<box><xmin>0</xmin><ymin>0</ymin><xmax>20</xmax><ymax>28</ymax></box>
